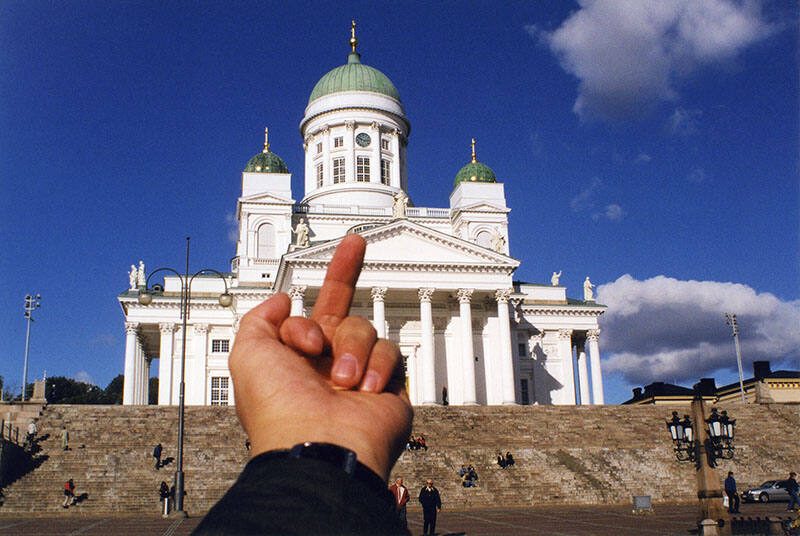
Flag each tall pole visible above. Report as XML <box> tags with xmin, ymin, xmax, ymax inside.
<box><xmin>691</xmin><ymin>393</ymin><xmax>731</xmax><ymax>535</ymax></box>
<box><xmin>725</xmin><ymin>313</ymin><xmax>746</xmax><ymax>404</ymax></box>
<box><xmin>175</xmin><ymin>237</ymin><xmax>190</xmax><ymax>515</ymax></box>
<box><xmin>22</xmin><ymin>294</ymin><xmax>41</xmax><ymax>402</ymax></box>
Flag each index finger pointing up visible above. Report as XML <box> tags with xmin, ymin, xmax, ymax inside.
<box><xmin>311</xmin><ymin>233</ymin><xmax>366</xmax><ymax>338</ymax></box>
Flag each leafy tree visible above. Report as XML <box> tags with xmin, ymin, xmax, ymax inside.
<box><xmin>47</xmin><ymin>376</ymin><xmax>103</xmax><ymax>404</ymax></box>
<box><xmin>98</xmin><ymin>374</ymin><xmax>124</xmax><ymax>404</ymax></box>
<box><xmin>149</xmin><ymin>377</ymin><xmax>159</xmax><ymax>405</ymax></box>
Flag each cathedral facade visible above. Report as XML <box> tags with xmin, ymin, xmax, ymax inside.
<box><xmin>118</xmin><ymin>31</ymin><xmax>606</xmax><ymax>407</ymax></box>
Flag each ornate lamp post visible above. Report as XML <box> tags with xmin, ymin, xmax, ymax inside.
<box><xmin>138</xmin><ymin>237</ymin><xmax>232</xmax><ymax>515</ymax></box>
<box><xmin>21</xmin><ymin>294</ymin><xmax>41</xmax><ymax>402</ymax></box>
<box><xmin>666</xmin><ymin>388</ymin><xmax>737</xmax><ymax>536</ymax></box>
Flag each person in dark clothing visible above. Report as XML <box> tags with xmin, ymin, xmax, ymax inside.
<box><xmin>159</xmin><ymin>481</ymin><xmax>170</xmax><ymax>514</ymax></box>
<box><xmin>785</xmin><ymin>471</ymin><xmax>799</xmax><ymax>511</ymax></box>
<box><xmin>418</xmin><ymin>478</ymin><xmax>442</xmax><ymax>535</ymax></box>
<box><xmin>193</xmin><ymin>235</ymin><xmax>412</xmax><ymax>535</ymax></box>
<box><xmin>62</xmin><ymin>478</ymin><xmax>75</xmax><ymax>508</ymax></box>
<box><xmin>497</xmin><ymin>453</ymin><xmax>506</xmax><ymax>468</ymax></box>
<box><xmin>724</xmin><ymin>471</ymin><xmax>739</xmax><ymax>513</ymax></box>
<box><xmin>153</xmin><ymin>443</ymin><xmax>162</xmax><ymax>470</ymax></box>
<box><xmin>505</xmin><ymin>451</ymin><xmax>515</xmax><ymax>467</ymax></box>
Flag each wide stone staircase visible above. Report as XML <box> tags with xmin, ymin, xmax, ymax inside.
<box><xmin>1</xmin><ymin>403</ymin><xmax>797</xmax><ymax>514</ymax></box>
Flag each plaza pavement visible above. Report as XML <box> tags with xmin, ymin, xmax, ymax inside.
<box><xmin>0</xmin><ymin>503</ymin><xmax>795</xmax><ymax>535</ymax></box>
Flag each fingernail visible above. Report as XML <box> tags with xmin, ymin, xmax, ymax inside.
<box><xmin>333</xmin><ymin>354</ymin><xmax>357</xmax><ymax>380</ymax></box>
<box><xmin>361</xmin><ymin>371</ymin><xmax>380</xmax><ymax>392</ymax></box>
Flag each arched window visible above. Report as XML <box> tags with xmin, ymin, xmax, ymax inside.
<box><xmin>257</xmin><ymin>223</ymin><xmax>275</xmax><ymax>259</ymax></box>
<box><xmin>475</xmin><ymin>230</ymin><xmax>492</xmax><ymax>249</ymax></box>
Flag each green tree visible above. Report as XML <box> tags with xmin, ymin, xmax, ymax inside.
<box><xmin>99</xmin><ymin>374</ymin><xmax>124</xmax><ymax>404</ymax></box>
<box><xmin>148</xmin><ymin>377</ymin><xmax>159</xmax><ymax>405</ymax></box>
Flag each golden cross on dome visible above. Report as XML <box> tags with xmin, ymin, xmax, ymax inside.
<box><xmin>350</xmin><ymin>20</ymin><xmax>358</xmax><ymax>52</ymax></box>
<box><xmin>471</xmin><ymin>138</ymin><xmax>477</xmax><ymax>163</ymax></box>
<box><xmin>263</xmin><ymin>127</ymin><xmax>270</xmax><ymax>153</ymax></box>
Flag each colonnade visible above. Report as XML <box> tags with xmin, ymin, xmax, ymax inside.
<box><xmin>573</xmin><ymin>329</ymin><xmax>604</xmax><ymax>405</ymax></box>
<box><xmin>122</xmin><ymin>322</ymin><xmax>151</xmax><ymax>405</ymax></box>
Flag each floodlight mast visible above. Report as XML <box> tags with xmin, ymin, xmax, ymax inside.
<box><xmin>22</xmin><ymin>294</ymin><xmax>41</xmax><ymax>402</ymax></box>
<box><xmin>724</xmin><ymin>313</ymin><xmax>746</xmax><ymax>404</ymax></box>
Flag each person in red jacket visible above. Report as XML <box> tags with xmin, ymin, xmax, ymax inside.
<box><xmin>62</xmin><ymin>479</ymin><xmax>75</xmax><ymax>508</ymax></box>
<box><xmin>389</xmin><ymin>477</ymin><xmax>410</xmax><ymax>528</ymax></box>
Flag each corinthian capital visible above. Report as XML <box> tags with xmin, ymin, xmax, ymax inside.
<box><xmin>371</xmin><ymin>287</ymin><xmax>388</xmax><ymax>302</ymax></box>
<box><xmin>558</xmin><ymin>328</ymin><xmax>573</xmax><ymax>340</ymax></box>
<box><xmin>194</xmin><ymin>323</ymin><xmax>210</xmax><ymax>334</ymax></box>
<box><xmin>456</xmin><ymin>288</ymin><xmax>474</xmax><ymax>304</ymax></box>
<box><xmin>159</xmin><ymin>323</ymin><xmax>175</xmax><ymax>334</ymax></box>
<box><xmin>288</xmin><ymin>285</ymin><xmax>307</xmax><ymax>300</ymax></box>
<box><xmin>587</xmin><ymin>329</ymin><xmax>601</xmax><ymax>342</ymax></box>
<box><xmin>125</xmin><ymin>322</ymin><xmax>139</xmax><ymax>335</ymax></box>
<box><xmin>418</xmin><ymin>288</ymin><xmax>435</xmax><ymax>302</ymax></box>
<box><xmin>494</xmin><ymin>288</ymin><xmax>512</xmax><ymax>303</ymax></box>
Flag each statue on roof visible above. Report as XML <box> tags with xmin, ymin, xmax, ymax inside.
<box><xmin>129</xmin><ymin>265</ymin><xmax>138</xmax><ymax>290</ymax></box>
<box><xmin>583</xmin><ymin>277</ymin><xmax>595</xmax><ymax>301</ymax></box>
<box><xmin>551</xmin><ymin>271</ymin><xmax>562</xmax><ymax>286</ymax></box>
<box><xmin>293</xmin><ymin>218</ymin><xmax>310</xmax><ymax>247</ymax></box>
<box><xmin>137</xmin><ymin>261</ymin><xmax>146</xmax><ymax>288</ymax></box>
<box><xmin>392</xmin><ymin>192</ymin><xmax>408</xmax><ymax>218</ymax></box>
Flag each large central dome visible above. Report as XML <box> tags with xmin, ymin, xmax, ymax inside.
<box><xmin>308</xmin><ymin>51</ymin><xmax>401</xmax><ymax>104</ymax></box>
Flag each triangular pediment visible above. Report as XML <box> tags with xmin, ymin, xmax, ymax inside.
<box><xmin>283</xmin><ymin>219</ymin><xmax>519</xmax><ymax>268</ymax></box>
<box><xmin>239</xmin><ymin>192</ymin><xmax>295</xmax><ymax>204</ymax></box>
<box><xmin>452</xmin><ymin>201</ymin><xmax>509</xmax><ymax>213</ymax></box>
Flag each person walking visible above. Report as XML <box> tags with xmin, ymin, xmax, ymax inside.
<box><xmin>159</xmin><ymin>481</ymin><xmax>170</xmax><ymax>515</ymax></box>
<box><xmin>153</xmin><ymin>443</ymin><xmax>163</xmax><ymax>470</ymax></box>
<box><xmin>62</xmin><ymin>479</ymin><xmax>75</xmax><ymax>508</ymax></box>
<box><xmin>389</xmin><ymin>477</ymin><xmax>409</xmax><ymax>529</ymax></box>
<box><xmin>419</xmin><ymin>478</ymin><xmax>441</xmax><ymax>535</ymax></box>
<box><xmin>786</xmin><ymin>471</ymin><xmax>799</xmax><ymax>512</ymax></box>
<box><xmin>60</xmin><ymin>427</ymin><xmax>69</xmax><ymax>451</ymax></box>
<box><xmin>724</xmin><ymin>471</ymin><xmax>740</xmax><ymax>514</ymax></box>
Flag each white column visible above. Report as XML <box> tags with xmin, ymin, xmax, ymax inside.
<box><xmin>143</xmin><ymin>358</ymin><xmax>151</xmax><ymax>405</ymax></box>
<box><xmin>157</xmin><ymin>323</ymin><xmax>175</xmax><ymax>406</ymax></box>
<box><xmin>496</xmin><ymin>289</ymin><xmax>517</xmax><ymax>405</ymax></box>
<box><xmin>558</xmin><ymin>329</ymin><xmax>576</xmax><ymax>404</ymax></box>
<box><xmin>577</xmin><ymin>346</ymin><xmax>591</xmax><ymax>406</ymax></box>
<box><xmin>390</xmin><ymin>128</ymin><xmax>401</xmax><ymax>188</ymax></box>
<box><xmin>345</xmin><ymin>121</ymin><xmax>356</xmax><ymax>182</ymax></box>
<box><xmin>457</xmin><ymin>288</ymin><xmax>477</xmax><ymax>405</ymax></box>
<box><xmin>321</xmin><ymin>126</ymin><xmax>330</xmax><ymax>187</ymax></box>
<box><xmin>134</xmin><ymin>336</ymin><xmax>145</xmax><ymax>405</ymax></box>
<box><xmin>587</xmin><ymin>329</ymin><xmax>605</xmax><ymax>404</ymax></box>
<box><xmin>371</xmin><ymin>287</ymin><xmax>387</xmax><ymax>338</ymax></box>
<box><xmin>289</xmin><ymin>285</ymin><xmax>307</xmax><ymax>317</ymax></box>
<box><xmin>191</xmin><ymin>324</ymin><xmax>209</xmax><ymax>405</ymax></box>
<box><xmin>123</xmin><ymin>322</ymin><xmax>139</xmax><ymax>405</ymax></box>
<box><xmin>418</xmin><ymin>288</ymin><xmax>437</xmax><ymax>405</ymax></box>
<box><xmin>370</xmin><ymin>122</ymin><xmax>381</xmax><ymax>183</ymax></box>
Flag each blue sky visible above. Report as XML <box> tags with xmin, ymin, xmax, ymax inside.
<box><xmin>1</xmin><ymin>1</ymin><xmax>797</xmax><ymax>403</ymax></box>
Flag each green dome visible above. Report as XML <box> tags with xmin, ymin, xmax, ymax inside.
<box><xmin>308</xmin><ymin>52</ymin><xmax>400</xmax><ymax>104</ymax></box>
<box><xmin>454</xmin><ymin>161</ymin><xmax>497</xmax><ymax>186</ymax></box>
<box><xmin>244</xmin><ymin>150</ymin><xmax>289</xmax><ymax>174</ymax></box>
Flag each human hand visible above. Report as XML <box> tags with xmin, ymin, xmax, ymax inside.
<box><xmin>230</xmin><ymin>234</ymin><xmax>413</xmax><ymax>481</ymax></box>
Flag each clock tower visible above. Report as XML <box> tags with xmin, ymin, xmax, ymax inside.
<box><xmin>299</xmin><ymin>22</ymin><xmax>410</xmax><ymax>209</ymax></box>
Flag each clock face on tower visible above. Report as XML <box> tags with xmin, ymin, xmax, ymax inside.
<box><xmin>356</xmin><ymin>133</ymin><xmax>371</xmax><ymax>147</ymax></box>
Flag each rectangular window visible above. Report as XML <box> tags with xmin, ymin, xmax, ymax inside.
<box><xmin>381</xmin><ymin>138</ymin><xmax>389</xmax><ymax>150</ymax></box>
<box><xmin>356</xmin><ymin>156</ymin><xmax>370</xmax><ymax>182</ymax></box>
<box><xmin>333</xmin><ymin>157</ymin><xmax>346</xmax><ymax>183</ymax></box>
<box><xmin>316</xmin><ymin>163</ymin><xmax>324</xmax><ymax>188</ymax></box>
<box><xmin>380</xmin><ymin>159</ymin><xmax>390</xmax><ymax>185</ymax></box>
<box><xmin>316</xmin><ymin>142</ymin><xmax>322</xmax><ymax>154</ymax></box>
<box><xmin>211</xmin><ymin>339</ymin><xmax>230</xmax><ymax>353</ymax></box>
<box><xmin>518</xmin><ymin>342</ymin><xmax>527</xmax><ymax>358</ymax></box>
<box><xmin>211</xmin><ymin>377</ymin><xmax>229</xmax><ymax>406</ymax></box>
<box><xmin>333</xmin><ymin>136</ymin><xmax>344</xmax><ymax>148</ymax></box>
<box><xmin>520</xmin><ymin>379</ymin><xmax>530</xmax><ymax>405</ymax></box>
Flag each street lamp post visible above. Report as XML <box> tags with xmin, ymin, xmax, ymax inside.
<box><xmin>666</xmin><ymin>387</ymin><xmax>736</xmax><ymax>536</ymax></box>
<box><xmin>724</xmin><ymin>313</ymin><xmax>746</xmax><ymax>404</ymax></box>
<box><xmin>138</xmin><ymin>237</ymin><xmax>232</xmax><ymax>515</ymax></box>
<box><xmin>22</xmin><ymin>294</ymin><xmax>41</xmax><ymax>402</ymax></box>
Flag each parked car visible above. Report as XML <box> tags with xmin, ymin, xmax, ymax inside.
<box><xmin>741</xmin><ymin>480</ymin><xmax>791</xmax><ymax>503</ymax></box>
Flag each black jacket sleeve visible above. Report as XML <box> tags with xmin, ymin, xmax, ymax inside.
<box><xmin>193</xmin><ymin>451</ymin><xmax>410</xmax><ymax>536</ymax></box>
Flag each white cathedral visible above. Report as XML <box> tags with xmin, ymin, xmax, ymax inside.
<box><xmin>119</xmin><ymin>28</ymin><xmax>606</xmax><ymax>408</ymax></box>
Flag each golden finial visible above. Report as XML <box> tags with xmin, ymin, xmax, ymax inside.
<box><xmin>350</xmin><ymin>20</ymin><xmax>358</xmax><ymax>52</ymax></box>
<box><xmin>471</xmin><ymin>138</ymin><xmax>477</xmax><ymax>163</ymax></box>
<box><xmin>263</xmin><ymin>127</ymin><xmax>270</xmax><ymax>153</ymax></box>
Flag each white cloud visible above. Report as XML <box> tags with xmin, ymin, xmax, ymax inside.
<box><xmin>571</xmin><ymin>177</ymin><xmax>601</xmax><ymax>212</ymax></box>
<box><xmin>530</xmin><ymin>0</ymin><xmax>775</xmax><ymax>120</ymax></box>
<box><xmin>669</xmin><ymin>107</ymin><xmax>703</xmax><ymax>136</ymax></box>
<box><xmin>73</xmin><ymin>371</ymin><xmax>96</xmax><ymax>386</ymax></box>
<box><xmin>596</xmin><ymin>274</ymin><xmax>800</xmax><ymax>386</ymax></box>
<box><xmin>635</xmin><ymin>153</ymin><xmax>652</xmax><ymax>163</ymax></box>
<box><xmin>592</xmin><ymin>204</ymin><xmax>624</xmax><ymax>221</ymax></box>
<box><xmin>687</xmin><ymin>167</ymin><xmax>706</xmax><ymax>183</ymax></box>
<box><xmin>89</xmin><ymin>334</ymin><xmax>117</xmax><ymax>349</ymax></box>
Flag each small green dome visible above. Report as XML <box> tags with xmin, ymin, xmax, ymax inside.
<box><xmin>454</xmin><ymin>161</ymin><xmax>497</xmax><ymax>186</ymax></box>
<box><xmin>244</xmin><ymin>150</ymin><xmax>288</xmax><ymax>174</ymax></box>
<box><xmin>309</xmin><ymin>52</ymin><xmax>400</xmax><ymax>104</ymax></box>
